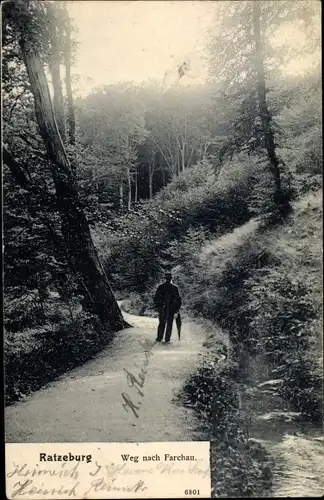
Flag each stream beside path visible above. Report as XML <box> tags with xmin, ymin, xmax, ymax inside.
<box><xmin>239</xmin><ymin>352</ymin><xmax>324</xmax><ymax>497</ymax></box>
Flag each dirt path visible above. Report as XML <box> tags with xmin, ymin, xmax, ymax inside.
<box><xmin>5</xmin><ymin>311</ymin><xmax>208</xmax><ymax>443</ymax></box>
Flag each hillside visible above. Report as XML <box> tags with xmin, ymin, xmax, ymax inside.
<box><xmin>158</xmin><ymin>188</ymin><xmax>323</xmax><ymax>496</ymax></box>
<box><xmin>198</xmin><ymin>188</ymin><xmax>322</xmax><ymax>413</ymax></box>
<box><xmin>127</xmin><ymin>188</ymin><xmax>322</xmax><ymax>418</ymax></box>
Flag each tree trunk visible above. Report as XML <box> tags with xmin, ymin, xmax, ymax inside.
<box><xmin>48</xmin><ymin>23</ymin><xmax>66</xmax><ymax>142</ymax></box>
<box><xmin>175</xmin><ymin>149</ymin><xmax>180</xmax><ymax>176</ymax></box>
<box><xmin>252</xmin><ymin>1</ymin><xmax>282</xmax><ymax>205</ymax></box>
<box><xmin>119</xmin><ymin>181</ymin><xmax>124</xmax><ymax>213</ymax></box>
<box><xmin>181</xmin><ymin>140</ymin><xmax>186</xmax><ymax>172</ymax></box>
<box><xmin>127</xmin><ymin>167</ymin><xmax>132</xmax><ymax>210</ymax></box>
<box><xmin>202</xmin><ymin>140</ymin><xmax>209</xmax><ymax>160</ymax></box>
<box><xmin>19</xmin><ymin>36</ymin><xmax>128</xmax><ymax>331</ymax></box>
<box><xmin>134</xmin><ymin>167</ymin><xmax>138</xmax><ymax>203</ymax></box>
<box><xmin>148</xmin><ymin>151</ymin><xmax>155</xmax><ymax>199</ymax></box>
<box><xmin>148</xmin><ymin>166</ymin><xmax>153</xmax><ymax>199</ymax></box>
<box><xmin>63</xmin><ymin>6</ymin><xmax>76</xmax><ymax>146</ymax></box>
<box><xmin>162</xmin><ymin>168</ymin><xmax>166</xmax><ymax>187</ymax></box>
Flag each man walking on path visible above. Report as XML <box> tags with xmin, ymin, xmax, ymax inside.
<box><xmin>153</xmin><ymin>273</ymin><xmax>182</xmax><ymax>343</ymax></box>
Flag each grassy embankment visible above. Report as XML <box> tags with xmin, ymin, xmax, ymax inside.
<box><xmin>179</xmin><ymin>189</ymin><xmax>322</xmax><ymax>422</ymax></box>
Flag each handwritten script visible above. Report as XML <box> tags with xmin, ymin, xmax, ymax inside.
<box><xmin>121</xmin><ymin>338</ymin><xmax>154</xmax><ymax>418</ymax></box>
<box><xmin>6</xmin><ymin>442</ymin><xmax>211</xmax><ymax>498</ymax></box>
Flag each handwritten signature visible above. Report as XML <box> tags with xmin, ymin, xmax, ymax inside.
<box><xmin>7</xmin><ymin>462</ymin><xmax>80</xmax><ymax>480</ymax></box>
<box><xmin>121</xmin><ymin>339</ymin><xmax>154</xmax><ymax>418</ymax></box>
<box><xmin>10</xmin><ymin>479</ymin><xmax>80</xmax><ymax>498</ymax></box>
<box><xmin>7</xmin><ymin>461</ymin><xmax>148</xmax><ymax>498</ymax></box>
<box><xmin>9</xmin><ymin>477</ymin><xmax>147</xmax><ymax>498</ymax></box>
<box><xmin>6</xmin><ymin>458</ymin><xmax>209</xmax><ymax>497</ymax></box>
<box><xmin>84</xmin><ymin>477</ymin><xmax>147</xmax><ymax>496</ymax></box>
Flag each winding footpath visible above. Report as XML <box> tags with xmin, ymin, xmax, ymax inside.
<box><xmin>5</xmin><ymin>311</ymin><xmax>207</xmax><ymax>443</ymax></box>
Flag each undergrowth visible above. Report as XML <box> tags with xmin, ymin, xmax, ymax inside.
<box><xmin>177</xmin><ymin>189</ymin><xmax>323</xmax><ymax>422</ymax></box>
<box><xmin>5</xmin><ymin>309</ymin><xmax>114</xmax><ymax>406</ymax></box>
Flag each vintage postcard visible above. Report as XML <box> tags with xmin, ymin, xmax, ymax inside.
<box><xmin>3</xmin><ymin>0</ymin><xmax>323</xmax><ymax>498</ymax></box>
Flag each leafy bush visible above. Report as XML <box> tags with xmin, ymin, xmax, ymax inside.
<box><xmin>275</xmin><ymin>73</ymin><xmax>322</xmax><ymax>197</ymax></box>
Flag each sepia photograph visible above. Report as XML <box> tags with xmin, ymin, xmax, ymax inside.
<box><xmin>3</xmin><ymin>0</ymin><xmax>323</xmax><ymax>497</ymax></box>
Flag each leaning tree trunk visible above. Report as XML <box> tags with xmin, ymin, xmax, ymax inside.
<box><xmin>49</xmin><ymin>60</ymin><xmax>66</xmax><ymax>142</ymax></box>
<box><xmin>63</xmin><ymin>7</ymin><xmax>76</xmax><ymax>146</ymax></box>
<box><xmin>19</xmin><ymin>37</ymin><xmax>128</xmax><ymax>331</ymax></box>
<box><xmin>48</xmin><ymin>18</ymin><xmax>66</xmax><ymax>142</ymax></box>
<box><xmin>252</xmin><ymin>1</ymin><xmax>282</xmax><ymax>206</ymax></box>
<box><xmin>63</xmin><ymin>15</ymin><xmax>77</xmax><ymax>179</ymax></box>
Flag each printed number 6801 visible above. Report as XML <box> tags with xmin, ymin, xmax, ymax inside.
<box><xmin>184</xmin><ymin>490</ymin><xmax>200</xmax><ymax>495</ymax></box>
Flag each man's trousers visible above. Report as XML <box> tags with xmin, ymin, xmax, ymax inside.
<box><xmin>157</xmin><ymin>309</ymin><xmax>175</xmax><ymax>342</ymax></box>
